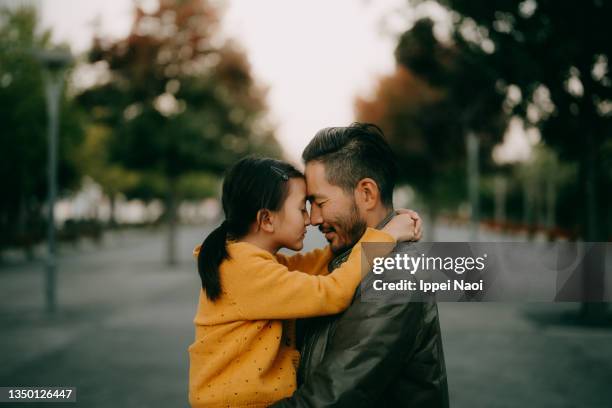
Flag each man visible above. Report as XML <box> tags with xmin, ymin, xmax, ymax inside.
<box><xmin>272</xmin><ymin>123</ymin><xmax>448</xmax><ymax>407</ymax></box>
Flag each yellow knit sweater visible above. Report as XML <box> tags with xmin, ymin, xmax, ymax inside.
<box><xmin>188</xmin><ymin>228</ymin><xmax>394</xmax><ymax>407</ymax></box>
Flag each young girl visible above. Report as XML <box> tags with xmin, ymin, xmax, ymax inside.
<box><xmin>189</xmin><ymin>157</ymin><xmax>415</xmax><ymax>407</ymax></box>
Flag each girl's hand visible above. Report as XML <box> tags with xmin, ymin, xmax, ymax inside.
<box><xmin>394</xmin><ymin>208</ymin><xmax>422</xmax><ymax>241</ymax></box>
<box><xmin>382</xmin><ymin>209</ymin><xmax>422</xmax><ymax>242</ymax></box>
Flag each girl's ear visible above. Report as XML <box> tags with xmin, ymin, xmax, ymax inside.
<box><xmin>256</xmin><ymin>209</ymin><xmax>275</xmax><ymax>233</ymax></box>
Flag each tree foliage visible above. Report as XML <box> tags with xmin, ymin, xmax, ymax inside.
<box><xmin>0</xmin><ymin>6</ymin><xmax>83</xmax><ymax>248</ymax></box>
<box><xmin>78</xmin><ymin>0</ymin><xmax>281</xmax><ymax>200</ymax></box>
<box><xmin>357</xmin><ymin>18</ymin><xmax>508</xmax><ymax>214</ymax></box>
<box><xmin>404</xmin><ymin>0</ymin><xmax>612</xmax><ymax>239</ymax></box>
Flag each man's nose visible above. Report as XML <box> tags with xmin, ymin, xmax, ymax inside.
<box><xmin>310</xmin><ymin>205</ymin><xmax>323</xmax><ymax>226</ymax></box>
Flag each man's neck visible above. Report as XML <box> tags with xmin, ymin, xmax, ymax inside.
<box><xmin>365</xmin><ymin>206</ymin><xmax>395</xmax><ymax>229</ymax></box>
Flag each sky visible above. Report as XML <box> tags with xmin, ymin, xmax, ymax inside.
<box><xmin>17</xmin><ymin>0</ymin><xmax>530</xmax><ymax>163</ymax></box>
<box><xmin>32</xmin><ymin>0</ymin><xmax>407</xmax><ymax>163</ymax></box>
<box><xmin>221</xmin><ymin>0</ymin><xmax>406</xmax><ymax>163</ymax></box>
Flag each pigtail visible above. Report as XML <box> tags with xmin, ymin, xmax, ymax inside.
<box><xmin>197</xmin><ymin>221</ymin><xmax>230</xmax><ymax>301</ymax></box>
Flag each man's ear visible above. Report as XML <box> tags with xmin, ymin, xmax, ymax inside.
<box><xmin>354</xmin><ymin>178</ymin><xmax>380</xmax><ymax>211</ymax></box>
<box><xmin>256</xmin><ymin>209</ymin><xmax>275</xmax><ymax>233</ymax></box>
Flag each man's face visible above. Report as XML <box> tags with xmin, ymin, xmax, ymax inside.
<box><xmin>305</xmin><ymin>161</ymin><xmax>367</xmax><ymax>254</ymax></box>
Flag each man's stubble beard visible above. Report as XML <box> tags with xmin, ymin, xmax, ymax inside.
<box><xmin>330</xmin><ymin>201</ymin><xmax>367</xmax><ymax>255</ymax></box>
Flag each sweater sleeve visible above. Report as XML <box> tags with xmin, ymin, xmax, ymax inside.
<box><xmin>227</xmin><ymin>228</ymin><xmax>394</xmax><ymax>320</ymax></box>
<box><xmin>275</xmin><ymin>247</ymin><xmax>333</xmax><ymax>276</ymax></box>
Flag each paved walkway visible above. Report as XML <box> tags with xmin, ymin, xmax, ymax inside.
<box><xmin>0</xmin><ymin>224</ymin><xmax>610</xmax><ymax>407</ymax></box>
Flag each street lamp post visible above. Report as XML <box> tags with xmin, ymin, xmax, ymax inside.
<box><xmin>36</xmin><ymin>49</ymin><xmax>72</xmax><ymax>314</ymax></box>
<box><xmin>466</xmin><ymin>131</ymin><xmax>480</xmax><ymax>242</ymax></box>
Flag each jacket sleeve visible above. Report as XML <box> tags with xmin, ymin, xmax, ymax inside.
<box><xmin>228</xmin><ymin>228</ymin><xmax>395</xmax><ymax>320</ymax></box>
<box><xmin>275</xmin><ymin>247</ymin><xmax>333</xmax><ymax>276</ymax></box>
<box><xmin>271</xmin><ymin>246</ymin><xmax>433</xmax><ymax>408</ymax></box>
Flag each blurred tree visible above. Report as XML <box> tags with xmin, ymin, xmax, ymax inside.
<box><xmin>403</xmin><ymin>0</ymin><xmax>612</xmax><ymax>321</ymax></box>
<box><xmin>75</xmin><ymin>124</ymin><xmax>139</xmax><ymax>227</ymax></box>
<box><xmin>396</xmin><ymin>19</ymin><xmax>508</xmax><ymax>238</ymax></box>
<box><xmin>479</xmin><ymin>144</ymin><xmax>576</xmax><ymax>235</ymax></box>
<box><xmin>357</xmin><ymin>19</ymin><xmax>507</xmax><ymax>234</ymax></box>
<box><xmin>395</xmin><ymin>18</ymin><xmax>506</xmax><ymax>138</ymax></box>
<box><xmin>77</xmin><ymin>0</ymin><xmax>282</xmax><ymax>265</ymax></box>
<box><xmin>0</xmin><ymin>6</ymin><xmax>83</xmax><ymax>256</ymax></box>
<box><xmin>355</xmin><ymin>65</ymin><xmax>464</xmax><ymax>229</ymax></box>
<box><xmin>409</xmin><ymin>0</ymin><xmax>611</xmax><ymax>241</ymax></box>
<box><xmin>514</xmin><ymin>144</ymin><xmax>576</xmax><ymax>232</ymax></box>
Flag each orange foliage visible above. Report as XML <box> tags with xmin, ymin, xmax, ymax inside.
<box><xmin>355</xmin><ymin>65</ymin><xmax>444</xmax><ymax>133</ymax></box>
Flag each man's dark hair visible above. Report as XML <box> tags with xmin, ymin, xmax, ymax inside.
<box><xmin>302</xmin><ymin>122</ymin><xmax>397</xmax><ymax>207</ymax></box>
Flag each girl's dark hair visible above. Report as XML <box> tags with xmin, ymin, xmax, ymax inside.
<box><xmin>198</xmin><ymin>156</ymin><xmax>303</xmax><ymax>301</ymax></box>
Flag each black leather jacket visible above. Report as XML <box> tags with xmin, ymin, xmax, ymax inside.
<box><xmin>272</xmin><ymin>228</ymin><xmax>449</xmax><ymax>408</ymax></box>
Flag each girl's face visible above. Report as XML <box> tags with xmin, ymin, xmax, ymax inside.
<box><xmin>273</xmin><ymin>178</ymin><xmax>310</xmax><ymax>251</ymax></box>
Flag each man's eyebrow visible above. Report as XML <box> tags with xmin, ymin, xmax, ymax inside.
<box><xmin>307</xmin><ymin>194</ymin><xmax>326</xmax><ymax>202</ymax></box>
